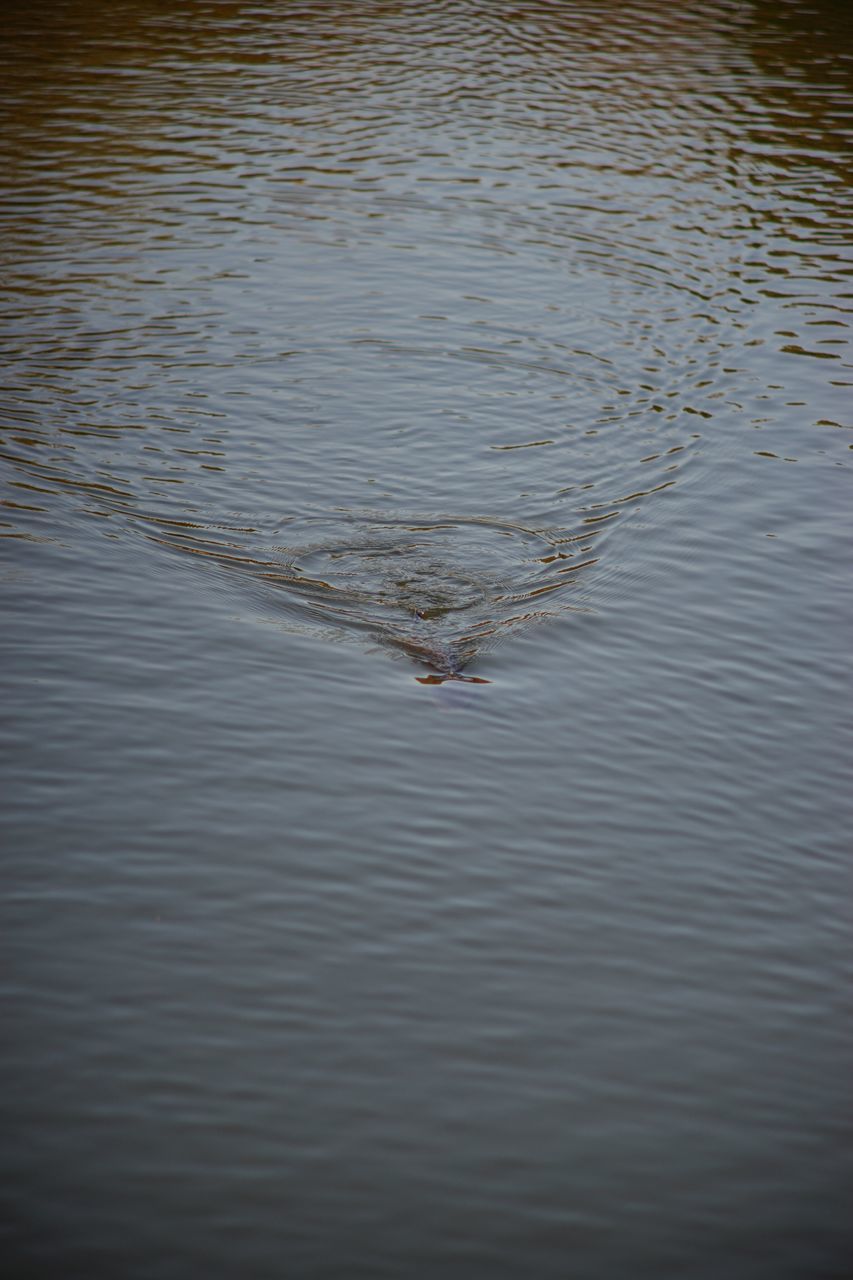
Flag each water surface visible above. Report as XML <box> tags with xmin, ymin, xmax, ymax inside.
<box><xmin>1</xmin><ymin>2</ymin><xmax>851</xmax><ymax>1276</ymax></box>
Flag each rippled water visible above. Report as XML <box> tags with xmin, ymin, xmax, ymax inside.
<box><xmin>2</xmin><ymin>2</ymin><xmax>852</xmax><ymax>1276</ymax></box>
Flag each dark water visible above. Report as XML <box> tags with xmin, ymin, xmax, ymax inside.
<box><xmin>2</xmin><ymin>1</ymin><xmax>851</xmax><ymax>1276</ymax></box>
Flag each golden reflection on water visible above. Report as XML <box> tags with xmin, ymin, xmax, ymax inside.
<box><xmin>0</xmin><ymin>0</ymin><xmax>850</xmax><ymax>677</ymax></box>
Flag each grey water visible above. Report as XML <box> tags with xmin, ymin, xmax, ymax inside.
<box><xmin>1</xmin><ymin>1</ymin><xmax>851</xmax><ymax>1276</ymax></box>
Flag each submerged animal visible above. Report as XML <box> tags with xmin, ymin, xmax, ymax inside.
<box><xmin>388</xmin><ymin>629</ymin><xmax>491</xmax><ymax>683</ymax></box>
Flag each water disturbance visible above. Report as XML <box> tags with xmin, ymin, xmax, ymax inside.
<box><xmin>1</xmin><ymin>1</ymin><xmax>851</xmax><ymax>1277</ymax></box>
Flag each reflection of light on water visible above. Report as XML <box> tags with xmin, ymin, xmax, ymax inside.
<box><xmin>0</xmin><ymin>4</ymin><xmax>850</xmax><ymax>1279</ymax></box>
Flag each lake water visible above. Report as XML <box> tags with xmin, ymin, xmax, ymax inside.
<box><xmin>1</xmin><ymin>2</ymin><xmax>851</xmax><ymax>1276</ymax></box>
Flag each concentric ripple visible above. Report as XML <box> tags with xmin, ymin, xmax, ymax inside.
<box><xmin>0</xmin><ymin>0</ymin><xmax>849</xmax><ymax>682</ymax></box>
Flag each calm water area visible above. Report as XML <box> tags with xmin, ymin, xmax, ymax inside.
<box><xmin>1</xmin><ymin>1</ymin><xmax>852</xmax><ymax>1276</ymax></box>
